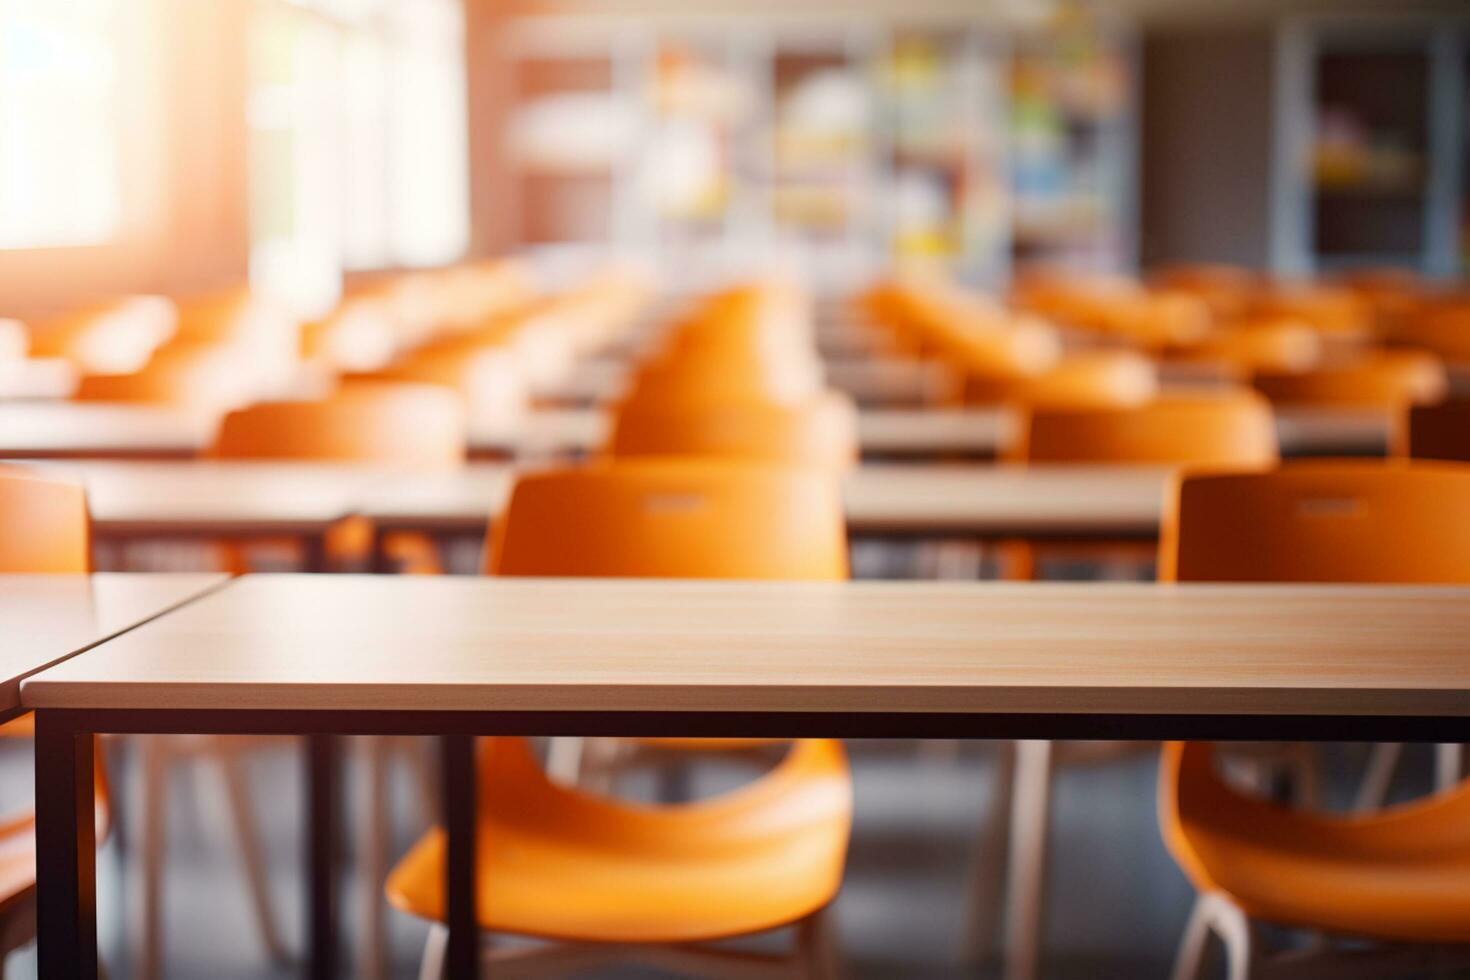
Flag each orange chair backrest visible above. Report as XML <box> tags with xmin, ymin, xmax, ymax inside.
<box><xmin>0</xmin><ymin>466</ymin><xmax>90</xmax><ymax>573</ymax></box>
<box><xmin>1160</xmin><ymin>461</ymin><xmax>1470</xmax><ymax>584</ymax></box>
<box><xmin>608</xmin><ymin>392</ymin><xmax>858</xmax><ymax>470</ymax></box>
<box><xmin>74</xmin><ymin>345</ymin><xmax>246</xmax><ymax>414</ymax></box>
<box><xmin>210</xmin><ymin>381</ymin><xmax>466</xmax><ymax>467</ymax></box>
<box><xmin>1013</xmin><ymin>391</ymin><xmax>1279</xmax><ymax>466</ymax></box>
<box><xmin>628</xmin><ymin>352</ymin><xmax>822</xmax><ymax>405</ymax></box>
<box><xmin>1252</xmin><ymin>350</ymin><xmax>1447</xmax><ymax>408</ymax></box>
<box><xmin>1401</xmin><ymin>397</ymin><xmax>1470</xmax><ymax>463</ymax></box>
<box><xmin>969</xmin><ymin>350</ymin><xmax>1157</xmax><ymax>410</ymax></box>
<box><xmin>487</xmin><ymin>459</ymin><xmax>848</xmax><ymax>580</ymax></box>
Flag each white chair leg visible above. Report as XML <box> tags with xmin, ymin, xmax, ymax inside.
<box><xmin>215</xmin><ymin>744</ymin><xmax>291</xmax><ymax>964</ymax></box>
<box><xmin>544</xmin><ymin>737</ymin><xmax>585</xmax><ymax>787</ymax></box>
<box><xmin>1207</xmin><ymin>894</ymin><xmax>1258</xmax><ymax>980</ymax></box>
<box><xmin>1354</xmin><ymin>743</ymin><xmax>1403</xmax><ymax>812</ymax></box>
<box><xmin>136</xmin><ymin>735</ymin><xmax>170</xmax><ymax>980</ymax></box>
<box><xmin>1002</xmin><ymin>739</ymin><xmax>1053</xmax><ymax>980</ymax></box>
<box><xmin>1435</xmin><ymin>744</ymin><xmax>1463</xmax><ymax>792</ymax></box>
<box><xmin>1170</xmin><ymin>895</ymin><xmax>1215</xmax><ymax>980</ymax></box>
<box><xmin>360</xmin><ymin>735</ymin><xmax>391</xmax><ymax>980</ymax></box>
<box><xmin>962</xmin><ymin>739</ymin><xmax>1015</xmax><ymax>965</ymax></box>
<box><xmin>418</xmin><ymin>924</ymin><xmax>449</xmax><ymax>980</ymax></box>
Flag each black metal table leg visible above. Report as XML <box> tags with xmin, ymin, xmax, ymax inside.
<box><xmin>307</xmin><ymin>734</ymin><xmax>341</xmax><ymax>980</ymax></box>
<box><xmin>36</xmin><ymin>712</ymin><xmax>97</xmax><ymax>979</ymax></box>
<box><xmin>442</xmin><ymin>734</ymin><xmax>478</xmax><ymax>979</ymax></box>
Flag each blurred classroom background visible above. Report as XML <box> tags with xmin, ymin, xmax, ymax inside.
<box><xmin>3</xmin><ymin>0</ymin><xmax>1470</xmax><ymax>979</ymax></box>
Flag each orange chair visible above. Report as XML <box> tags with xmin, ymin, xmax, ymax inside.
<box><xmin>1400</xmin><ymin>397</ymin><xmax>1470</xmax><ymax>463</ymax></box>
<box><xmin>211</xmin><ymin>380</ymin><xmax>466</xmax><ymax>469</ymax></box>
<box><xmin>964</xmin><ymin>350</ymin><xmax>1158</xmax><ymax>410</ymax></box>
<box><xmin>1253</xmin><ymin>349</ymin><xmax>1447</xmax><ymax>409</ymax></box>
<box><xmin>1159</xmin><ymin>461</ymin><xmax>1470</xmax><ymax>979</ymax></box>
<box><xmin>0</xmin><ymin>465</ymin><xmax>90</xmax><ymax>573</ymax></box>
<box><xmin>975</xmin><ymin>391</ymin><xmax>1280</xmax><ymax>980</ymax></box>
<box><xmin>74</xmin><ymin>344</ymin><xmax>251</xmax><ymax>417</ymax></box>
<box><xmin>609</xmin><ymin>391</ymin><xmax>859</xmax><ymax>470</ymax></box>
<box><xmin>387</xmin><ymin>459</ymin><xmax>852</xmax><ymax>978</ymax></box>
<box><xmin>1011</xmin><ymin>390</ymin><xmax>1279</xmax><ymax>467</ymax></box>
<box><xmin>0</xmin><ymin>467</ymin><xmax>109</xmax><ymax>972</ymax></box>
<box><xmin>1172</xmin><ymin>315</ymin><xmax>1323</xmax><ymax>377</ymax></box>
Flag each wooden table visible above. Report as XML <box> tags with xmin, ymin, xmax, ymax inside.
<box><xmin>0</xmin><ymin>402</ymin><xmax>211</xmax><ymax>459</ymax></box>
<box><xmin>475</xmin><ymin>405</ymin><xmax>1391</xmax><ymax>459</ymax></box>
<box><xmin>24</xmin><ymin>574</ymin><xmax>1470</xmax><ymax>979</ymax></box>
<box><xmin>360</xmin><ymin>462</ymin><xmax>1171</xmax><ymax>561</ymax></box>
<box><xmin>20</xmin><ymin>461</ymin><xmax>395</xmax><ymax>569</ymax></box>
<box><xmin>0</xmin><ymin>573</ymin><xmax>227</xmax><ymax>723</ymax></box>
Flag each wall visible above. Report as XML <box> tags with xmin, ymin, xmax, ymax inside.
<box><xmin>1138</xmin><ymin>29</ymin><xmax>1276</xmax><ymax>269</ymax></box>
<box><xmin>0</xmin><ymin>0</ymin><xmax>251</xmax><ymax>320</ymax></box>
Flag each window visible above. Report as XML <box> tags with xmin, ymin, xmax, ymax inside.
<box><xmin>0</xmin><ymin>0</ymin><xmax>122</xmax><ymax>249</ymax></box>
<box><xmin>247</xmin><ymin>0</ymin><xmax>469</xmax><ymax>315</ymax></box>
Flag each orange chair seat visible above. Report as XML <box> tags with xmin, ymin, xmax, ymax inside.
<box><xmin>386</xmin><ymin>737</ymin><xmax>851</xmax><ymax>945</ymax></box>
<box><xmin>1164</xmin><ymin>742</ymin><xmax>1470</xmax><ymax>944</ymax></box>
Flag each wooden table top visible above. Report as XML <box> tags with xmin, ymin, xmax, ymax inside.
<box><xmin>22</xmin><ymin>575</ymin><xmax>1470</xmax><ymax>718</ymax></box>
<box><xmin>360</xmin><ymin>461</ymin><xmax>1171</xmax><ymax>538</ymax></box>
<box><xmin>0</xmin><ymin>573</ymin><xmax>227</xmax><ymax>715</ymax></box>
<box><xmin>0</xmin><ymin>402</ymin><xmax>212</xmax><ymax>458</ymax></box>
<box><xmin>22</xmin><ymin>460</ymin><xmax>397</xmax><ymax>536</ymax></box>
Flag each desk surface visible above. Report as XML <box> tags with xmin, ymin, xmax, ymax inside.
<box><xmin>0</xmin><ymin>573</ymin><xmax>227</xmax><ymax>716</ymax></box>
<box><xmin>23</xmin><ymin>460</ymin><xmax>394</xmax><ymax>536</ymax></box>
<box><xmin>0</xmin><ymin>402</ymin><xmax>211</xmax><ymax>458</ymax></box>
<box><xmin>23</xmin><ymin>574</ymin><xmax>1470</xmax><ymax>718</ymax></box>
<box><xmin>360</xmin><ymin>461</ymin><xmax>1170</xmax><ymax>538</ymax></box>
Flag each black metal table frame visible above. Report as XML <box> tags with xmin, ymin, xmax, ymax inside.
<box><xmin>33</xmin><ymin>707</ymin><xmax>1469</xmax><ymax>980</ymax></box>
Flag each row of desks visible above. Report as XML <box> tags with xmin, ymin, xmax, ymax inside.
<box><xmin>0</xmin><ymin>400</ymin><xmax>1394</xmax><ymax>460</ymax></box>
<box><xmin>12</xmin><ymin>571</ymin><xmax>1470</xmax><ymax>978</ymax></box>
<box><xmin>28</xmin><ymin>460</ymin><xmax>1170</xmax><ymax>557</ymax></box>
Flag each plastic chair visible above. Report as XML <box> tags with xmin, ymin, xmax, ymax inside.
<box><xmin>1253</xmin><ymin>349</ymin><xmax>1447</xmax><ymax>409</ymax></box>
<box><xmin>385</xmin><ymin>459</ymin><xmax>853</xmax><ymax>978</ymax></box>
<box><xmin>609</xmin><ymin>391</ymin><xmax>859</xmax><ymax>471</ymax></box>
<box><xmin>74</xmin><ymin>344</ymin><xmax>252</xmax><ymax>417</ymax></box>
<box><xmin>1172</xmin><ymin>316</ymin><xmax>1323</xmax><ymax>377</ymax></box>
<box><xmin>1159</xmin><ymin>460</ymin><xmax>1470</xmax><ymax>979</ymax></box>
<box><xmin>964</xmin><ymin>350</ymin><xmax>1158</xmax><ymax>410</ymax></box>
<box><xmin>1162</xmin><ymin>741</ymin><xmax>1470</xmax><ymax>980</ymax></box>
<box><xmin>1401</xmin><ymin>397</ymin><xmax>1470</xmax><ymax>463</ymax></box>
<box><xmin>387</xmin><ymin>737</ymin><xmax>850</xmax><ymax>977</ymax></box>
<box><xmin>157</xmin><ymin>382</ymin><xmax>465</xmax><ymax>978</ymax></box>
<box><xmin>0</xmin><ymin>465</ymin><xmax>90</xmax><ymax>573</ymax></box>
<box><xmin>1011</xmin><ymin>390</ymin><xmax>1280</xmax><ymax>467</ymax></box>
<box><xmin>0</xmin><ymin>467</ymin><xmax>109</xmax><ymax>972</ymax></box>
<box><xmin>211</xmin><ymin>380</ymin><xmax>466</xmax><ymax>470</ymax></box>
<box><xmin>975</xmin><ymin>391</ymin><xmax>1279</xmax><ymax>980</ymax></box>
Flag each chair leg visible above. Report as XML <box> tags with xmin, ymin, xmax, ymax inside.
<box><xmin>798</xmin><ymin>907</ymin><xmax>842</xmax><ymax>980</ymax></box>
<box><xmin>1002</xmin><ymin>739</ymin><xmax>1054</xmax><ymax>980</ymax></box>
<box><xmin>1208</xmin><ymin>894</ymin><xmax>1258</xmax><ymax>980</ymax></box>
<box><xmin>962</xmin><ymin>739</ymin><xmax>1015</xmax><ymax>965</ymax></box>
<box><xmin>1170</xmin><ymin>895</ymin><xmax>1216</xmax><ymax>980</ymax></box>
<box><xmin>1354</xmin><ymin>743</ymin><xmax>1403</xmax><ymax>812</ymax></box>
<box><xmin>136</xmin><ymin>735</ymin><xmax>170</xmax><ymax>980</ymax></box>
<box><xmin>360</xmin><ymin>735</ymin><xmax>391</xmax><ymax>980</ymax></box>
<box><xmin>544</xmin><ymin>737</ymin><xmax>585</xmax><ymax>787</ymax></box>
<box><xmin>418</xmin><ymin>924</ymin><xmax>449</xmax><ymax>980</ymax></box>
<box><xmin>214</xmin><ymin>744</ymin><xmax>291</xmax><ymax>964</ymax></box>
<box><xmin>1435</xmin><ymin>743</ymin><xmax>1463</xmax><ymax>792</ymax></box>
